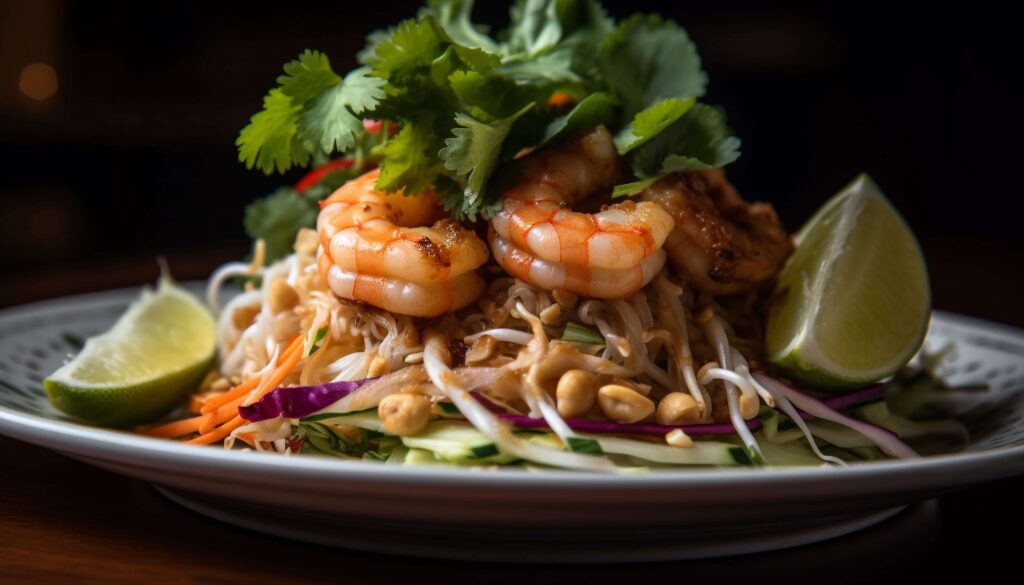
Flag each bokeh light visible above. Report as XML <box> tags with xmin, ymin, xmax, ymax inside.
<box><xmin>18</xmin><ymin>62</ymin><xmax>58</xmax><ymax>100</ymax></box>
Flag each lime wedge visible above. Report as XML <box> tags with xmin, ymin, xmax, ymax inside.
<box><xmin>45</xmin><ymin>278</ymin><xmax>216</xmax><ymax>426</ymax></box>
<box><xmin>765</xmin><ymin>174</ymin><xmax>930</xmax><ymax>390</ymax></box>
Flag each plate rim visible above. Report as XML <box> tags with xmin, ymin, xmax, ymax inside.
<box><xmin>1</xmin><ymin>285</ymin><xmax>1023</xmax><ymax>490</ymax></box>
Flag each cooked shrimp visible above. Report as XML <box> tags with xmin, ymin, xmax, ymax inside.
<box><xmin>317</xmin><ymin>169</ymin><xmax>489</xmax><ymax>317</ymax></box>
<box><xmin>641</xmin><ymin>169</ymin><xmax>793</xmax><ymax>295</ymax></box>
<box><xmin>489</xmin><ymin>126</ymin><xmax>674</xmax><ymax>298</ymax></box>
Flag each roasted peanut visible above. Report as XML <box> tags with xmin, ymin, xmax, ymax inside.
<box><xmin>665</xmin><ymin>428</ymin><xmax>694</xmax><ymax>448</ymax></box>
<box><xmin>367</xmin><ymin>355</ymin><xmax>390</xmax><ymax>377</ymax></box>
<box><xmin>539</xmin><ymin>304</ymin><xmax>563</xmax><ymax>325</ymax></box>
<box><xmin>267</xmin><ymin>279</ymin><xmax>300</xmax><ymax>314</ymax></box>
<box><xmin>231</xmin><ymin>305</ymin><xmax>259</xmax><ymax>329</ymax></box>
<box><xmin>465</xmin><ymin>335</ymin><xmax>497</xmax><ymax>364</ymax></box>
<box><xmin>209</xmin><ymin>378</ymin><xmax>231</xmax><ymax>393</ymax></box>
<box><xmin>610</xmin><ymin>377</ymin><xmax>651</xmax><ymax>396</ymax></box>
<box><xmin>657</xmin><ymin>392</ymin><xmax>702</xmax><ymax>425</ymax></box>
<box><xmin>378</xmin><ymin>393</ymin><xmax>432</xmax><ymax>435</ymax></box>
<box><xmin>556</xmin><ymin>369</ymin><xmax>600</xmax><ymax>418</ymax></box>
<box><xmin>552</xmin><ymin>289</ymin><xmax>578</xmax><ymax>308</ymax></box>
<box><xmin>293</xmin><ymin>227</ymin><xmax>319</xmax><ymax>256</ymax></box>
<box><xmin>694</xmin><ymin>306</ymin><xmax>715</xmax><ymax>324</ymax></box>
<box><xmin>597</xmin><ymin>384</ymin><xmax>655</xmax><ymax>423</ymax></box>
<box><xmin>740</xmin><ymin>393</ymin><xmax>760</xmax><ymax>420</ymax></box>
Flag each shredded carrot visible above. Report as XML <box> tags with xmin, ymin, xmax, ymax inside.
<box><xmin>199</xmin><ymin>377</ymin><xmax>258</xmax><ymax>414</ymax></box>
<box><xmin>194</xmin><ymin>336</ymin><xmax>306</xmax><ymax>438</ymax></box>
<box><xmin>186</xmin><ymin>415</ymin><xmax>246</xmax><ymax>445</ymax></box>
<box><xmin>248</xmin><ymin>338</ymin><xmax>304</xmax><ymax>403</ymax></box>
<box><xmin>278</xmin><ymin>335</ymin><xmax>304</xmax><ymax>365</ymax></box>
<box><xmin>141</xmin><ymin>335</ymin><xmax>306</xmax><ymax>445</ymax></box>
<box><xmin>137</xmin><ymin>416</ymin><xmax>203</xmax><ymax>438</ymax></box>
<box><xmin>188</xmin><ymin>394</ymin><xmax>212</xmax><ymax>414</ymax></box>
<box><xmin>198</xmin><ymin>397</ymin><xmax>244</xmax><ymax>434</ymax></box>
<box><xmin>199</xmin><ymin>335</ymin><xmax>302</xmax><ymax>414</ymax></box>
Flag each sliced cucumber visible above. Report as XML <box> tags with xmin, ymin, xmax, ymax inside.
<box><xmin>402</xmin><ymin>421</ymin><xmax>519</xmax><ymax>464</ymax></box>
<box><xmin>304</xmin><ymin>409</ymin><xmax>387</xmax><ymax>433</ymax></box>
<box><xmin>386</xmin><ymin>445</ymin><xmax>409</xmax><ymax>464</ymax></box>
<box><xmin>856</xmin><ymin>401</ymin><xmax>968</xmax><ymax>443</ymax></box>
<box><xmin>761</xmin><ymin>400</ymin><xmax>968</xmax><ymax>452</ymax></box>
<box><xmin>404</xmin><ymin>447</ymin><xmax>444</xmax><ymax>466</ymax></box>
<box><xmin>582</xmin><ymin>435</ymin><xmax>753</xmax><ymax>466</ymax></box>
<box><xmin>757</xmin><ymin>439</ymin><xmax>833</xmax><ymax>466</ymax></box>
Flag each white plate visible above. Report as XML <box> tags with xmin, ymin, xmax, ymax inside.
<box><xmin>1</xmin><ymin>285</ymin><xmax>1023</xmax><ymax>562</ymax></box>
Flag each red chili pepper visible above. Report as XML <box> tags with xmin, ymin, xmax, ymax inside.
<box><xmin>547</xmin><ymin>92</ymin><xmax>573</xmax><ymax>109</ymax></box>
<box><xmin>363</xmin><ymin>119</ymin><xmax>383</xmax><ymax>134</ymax></box>
<box><xmin>364</xmin><ymin>118</ymin><xmax>400</xmax><ymax>136</ymax></box>
<box><xmin>293</xmin><ymin>158</ymin><xmax>356</xmax><ymax>193</ymax></box>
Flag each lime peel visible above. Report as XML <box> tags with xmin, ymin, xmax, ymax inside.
<box><xmin>45</xmin><ymin>277</ymin><xmax>217</xmax><ymax>427</ymax></box>
<box><xmin>765</xmin><ymin>174</ymin><xmax>930</xmax><ymax>390</ymax></box>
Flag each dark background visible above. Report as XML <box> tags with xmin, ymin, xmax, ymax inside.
<box><xmin>0</xmin><ymin>1</ymin><xmax>1022</xmax><ymax>582</ymax></box>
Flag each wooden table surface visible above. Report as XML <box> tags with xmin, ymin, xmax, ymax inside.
<box><xmin>2</xmin><ymin>239</ymin><xmax>1023</xmax><ymax>584</ymax></box>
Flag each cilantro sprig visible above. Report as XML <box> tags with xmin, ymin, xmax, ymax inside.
<box><xmin>237</xmin><ymin>0</ymin><xmax>742</xmax><ymax>219</ymax></box>
<box><xmin>238</xmin><ymin>51</ymin><xmax>384</xmax><ymax>175</ymax></box>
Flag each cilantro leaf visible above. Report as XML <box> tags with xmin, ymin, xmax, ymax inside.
<box><xmin>555</xmin><ymin>0</ymin><xmax>615</xmax><ymax>38</ymax></box>
<box><xmin>370</xmin><ymin>15</ymin><xmax>499</xmax><ymax>118</ymax></box>
<box><xmin>449</xmin><ymin>68</ymin><xmax>554</xmax><ymax>121</ymax></box>
<box><xmin>507</xmin><ymin>0</ymin><xmax>562</xmax><ymax>56</ymax></box>
<box><xmin>614</xmin><ymin>96</ymin><xmax>695</xmax><ymax>154</ymax></box>
<box><xmin>610</xmin><ymin>176</ymin><xmax>659</xmax><ymax>198</ymax></box>
<box><xmin>371</xmin><ymin>18</ymin><xmax>445</xmax><ymax>85</ymax></box>
<box><xmin>496</xmin><ymin>49</ymin><xmax>583</xmax><ymax>86</ymax></box>
<box><xmin>631</xmin><ymin>103</ymin><xmax>741</xmax><ymax>178</ymax></box>
<box><xmin>613</xmin><ymin>104</ymin><xmax>739</xmax><ymax>198</ymax></box>
<box><xmin>239</xmin><ymin>3</ymin><xmax>741</xmax><ymax>222</ymax></box>
<box><xmin>336</xmin><ymin>67</ymin><xmax>387</xmax><ymax>114</ymax></box>
<box><xmin>546</xmin><ymin>0</ymin><xmax>614</xmax><ymax>84</ymax></box>
<box><xmin>237</xmin><ymin>89</ymin><xmax>309</xmax><ymax>174</ymax></box>
<box><xmin>374</xmin><ymin>121</ymin><xmax>444</xmax><ymax>195</ymax></box>
<box><xmin>426</xmin><ymin>0</ymin><xmax>500</xmax><ymax>52</ymax></box>
<box><xmin>238</xmin><ymin>51</ymin><xmax>372</xmax><ymax>174</ymax></box>
<box><xmin>298</xmin><ymin>67</ymin><xmax>385</xmax><ymax>155</ymax></box>
<box><xmin>357</xmin><ymin>27</ymin><xmax>397</xmax><ymax>66</ymax></box>
<box><xmin>278</xmin><ymin>50</ymin><xmax>341</xmax><ymax>104</ymax></box>
<box><xmin>501</xmin><ymin>1</ymin><xmax>613</xmax><ymax>89</ymax></box>
<box><xmin>433</xmin><ymin>175</ymin><xmax>502</xmax><ymax>221</ymax></box>
<box><xmin>542</xmin><ymin>92</ymin><xmax>617</xmax><ymax>146</ymax></box>
<box><xmin>243</xmin><ymin>187</ymin><xmax>322</xmax><ymax>261</ymax></box>
<box><xmin>439</xmin><ymin>103</ymin><xmax>533</xmax><ymax>212</ymax></box>
<box><xmin>448</xmin><ymin>70</ymin><xmax>518</xmax><ymax>119</ymax></box>
<box><xmin>426</xmin><ymin>18</ymin><xmax>502</xmax><ymax>72</ymax></box>
<box><xmin>598</xmin><ymin>14</ymin><xmax>707</xmax><ymax>119</ymax></box>
<box><xmin>432</xmin><ymin>174</ymin><xmax>471</xmax><ymax>218</ymax></box>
